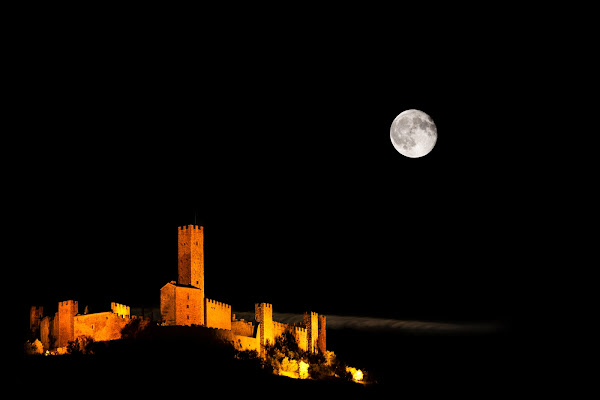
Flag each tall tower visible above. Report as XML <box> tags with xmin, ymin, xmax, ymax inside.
<box><xmin>317</xmin><ymin>314</ymin><xmax>326</xmax><ymax>354</ymax></box>
<box><xmin>178</xmin><ymin>225</ymin><xmax>204</xmax><ymax>292</ymax></box>
<box><xmin>303</xmin><ymin>311</ymin><xmax>318</xmax><ymax>354</ymax></box>
<box><xmin>161</xmin><ymin>225</ymin><xmax>205</xmax><ymax>326</ymax></box>
<box><xmin>57</xmin><ymin>300</ymin><xmax>78</xmax><ymax>348</ymax></box>
<box><xmin>30</xmin><ymin>306</ymin><xmax>43</xmax><ymax>334</ymax></box>
<box><xmin>255</xmin><ymin>303</ymin><xmax>273</xmax><ymax>357</ymax></box>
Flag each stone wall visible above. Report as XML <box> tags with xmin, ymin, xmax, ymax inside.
<box><xmin>204</xmin><ymin>298</ymin><xmax>231</xmax><ymax>330</ymax></box>
<box><xmin>273</xmin><ymin>320</ymin><xmax>287</xmax><ymax>339</ymax></box>
<box><xmin>213</xmin><ymin>329</ymin><xmax>260</xmax><ymax>353</ymax></box>
<box><xmin>74</xmin><ymin>312</ymin><xmax>130</xmax><ymax>342</ymax></box>
<box><xmin>293</xmin><ymin>325</ymin><xmax>308</xmax><ymax>352</ymax></box>
<box><xmin>231</xmin><ymin>317</ymin><xmax>254</xmax><ymax>337</ymax></box>
<box><xmin>233</xmin><ymin>333</ymin><xmax>260</xmax><ymax>352</ymax></box>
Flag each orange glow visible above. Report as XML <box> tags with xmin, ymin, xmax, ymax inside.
<box><xmin>346</xmin><ymin>366</ymin><xmax>363</xmax><ymax>382</ymax></box>
<box><xmin>277</xmin><ymin>357</ymin><xmax>310</xmax><ymax>379</ymax></box>
<box><xmin>299</xmin><ymin>361</ymin><xmax>309</xmax><ymax>379</ymax></box>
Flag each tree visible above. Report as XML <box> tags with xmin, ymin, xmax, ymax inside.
<box><xmin>24</xmin><ymin>339</ymin><xmax>44</xmax><ymax>355</ymax></box>
<box><xmin>67</xmin><ymin>336</ymin><xmax>94</xmax><ymax>355</ymax></box>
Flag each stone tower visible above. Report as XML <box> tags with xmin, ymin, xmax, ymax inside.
<box><xmin>303</xmin><ymin>311</ymin><xmax>318</xmax><ymax>354</ymax></box>
<box><xmin>160</xmin><ymin>225</ymin><xmax>205</xmax><ymax>326</ymax></box>
<box><xmin>255</xmin><ymin>303</ymin><xmax>273</xmax><ymax>356</ymax></box>
<box><xmin>30</xmin><ymin>306</ymin><xmax>43</xmax><ymax>335</ymax></box>
<box><xmin>57</xmin><ymin>300</ymin><xmax>78</xmax><ymax>348</ymax></box>
<box><xmin>178</xmin><ymin>225</ymin><xmax>204</xmax><ymax>291</ymax></box>
<box><xmin>317</xmin><ymin>314</ymin><xmax>326</xmax><ymax>354</ymax></box>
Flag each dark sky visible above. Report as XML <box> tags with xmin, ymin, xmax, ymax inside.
<box><xmin>18</xmin><ymin>18</ymin><xmax>544</xmax><ymax>333</ymax></box>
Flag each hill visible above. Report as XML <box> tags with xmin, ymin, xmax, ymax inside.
<box><xmin>20</xmin><ymin>325</ymin><xmax>374</xmax><ymax>396</ymax></box>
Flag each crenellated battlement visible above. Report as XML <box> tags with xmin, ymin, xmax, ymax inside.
<box><xmin>204</xmin><ymin>298</ymin><xmax>232</xmax><ymax>330</ymax></box>
<box><xmin>273</xmin><ymin>320</ymin><xmax>287</xmax><ymax>330</ymax></box>
<box><xmin>110</xmin><ymin>302</ymin><xmax>131</xmax><ymax>318</ymax></box>
<box><xmin>179</xmin><ymin>225</ymin><xmax>203</xmax><ymax>231</ymax></box>
<box><xmin>205</xmin><ymin>298</ymin><xmax>231</xmax><ymax>310</ymax></box>
<box><xmin>294</xmin><ymin>325</ymin><xmax>307</xmax><ymax>334</ymax></box>
<box><xmin>255</xmin><ymin>302</ymin><xmax>273</xmax><ymax>310</ymax></box>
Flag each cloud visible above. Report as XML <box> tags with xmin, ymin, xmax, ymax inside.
<box><xmin>233</xmin><ymin>311</ymin><xmax>501</xmax><ymax>335</ymax></box>
<box><xmin>130</xmin><ymin>308</ymin><xmax>502</xmax><ymax>335</ymax></box>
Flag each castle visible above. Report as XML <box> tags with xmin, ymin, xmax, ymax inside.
<box><xmin>29</xmin><ymin>225</ymin><xmax>326</xmax><ymax>357</ymax></box>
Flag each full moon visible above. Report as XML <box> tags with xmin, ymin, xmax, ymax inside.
<box><xmin>390</xmin><ymin>109</ymin><xmax>437</xmax><ymax>158</ymax></box>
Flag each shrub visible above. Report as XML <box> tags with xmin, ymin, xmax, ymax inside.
<box><xmin>67</xmin><ymin>336</ymin><xmax>94</xmax><ymax>355</ymax></box>
<box><xmin>24</xmin><ymin>339</ymin><xmax>44</xmax><ymax>355</ymax></box>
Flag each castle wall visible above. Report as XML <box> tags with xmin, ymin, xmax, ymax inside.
<box><xmin>293</xmin><ymin>326</ymin><xmax>308</xmax><ymax>352</ymax></box>
<box><xmin>204</xmin><ymin>298</ymin><xmax>231</xmax><ymax>330</ymax></box>
<box><xmin>231</xmin><ymin>318</ymin><xmax>254</xmax><ymax>337</ymax></box>
<box><xmin>74</xmin><ymin>312</ymin><xmax>130</xmax><ymax>342</ymax></box>
<box><xmin>272</xmin><ymin>321</ymin><xmax>308</xmax><ymax>352</ymax></box>
<box><xmin>233</xmin><ymin>333</ymin><xmax>260</xmax><ymax>352</ymax></box>
<box><xmin>213</xmin><ymin>328</ymin><xmax>260</xmax><ymax>353</ymax></box>
<box><xmin>272</xmin><ymin>320</ymin><xmax>287</xmax><ymax>340</ymax></box>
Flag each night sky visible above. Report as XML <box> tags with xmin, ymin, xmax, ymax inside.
<box><xmin>18</xmin><ymin>18</ymin><xmax>543</xmax><ymax>339</ymax></box>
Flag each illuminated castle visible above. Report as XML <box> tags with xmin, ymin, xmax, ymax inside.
<box><xmin>160</xmin><ymin>225</ymin><xmax>326</xmax><ymax>355</ymax></box>
<box><xmin>29</xmin><ymin>225</ymin><xmax>326</xmax><ymax>356</ymax></box>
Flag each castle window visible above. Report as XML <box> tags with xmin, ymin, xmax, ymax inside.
<box><xmin>187</xmin><ymin>315</ymin><xmax>189</xmax><ymax>320</ymax></box>
<box><xmin>186</xmin><ymin>305</ymin><xmax>189</xmax><ymax>308</ymax></box>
